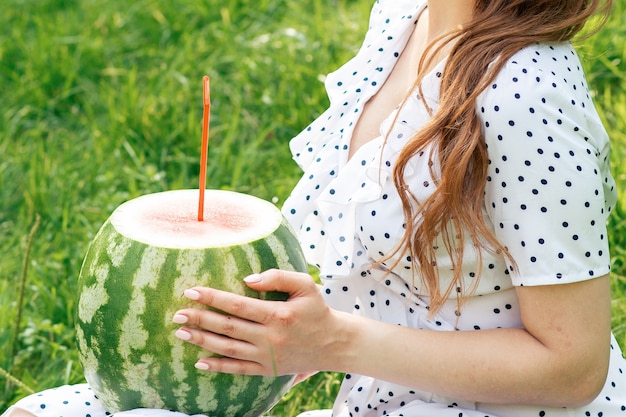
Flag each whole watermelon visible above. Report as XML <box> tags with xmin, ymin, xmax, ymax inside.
<box><xmin>76</xmin><ymin>189</ymin><xmax>306</xmax><ymax>417</ymax></box>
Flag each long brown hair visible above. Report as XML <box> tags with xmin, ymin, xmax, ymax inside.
<box><xmin>391</xmin><ymin>0</ymin><xmax>613</xmax><ymax>314</ymax></box>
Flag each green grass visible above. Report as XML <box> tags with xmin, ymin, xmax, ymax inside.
<box><xmin>0</xmin><ymin>0</ymin><xmax>625</xmax><ymax>415</ymax></box>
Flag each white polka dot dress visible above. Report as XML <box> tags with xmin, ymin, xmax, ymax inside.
<box><xmin>281</xmin><ymin>0</ymin><xmax>626</xmax><ymax>416</ymax></box>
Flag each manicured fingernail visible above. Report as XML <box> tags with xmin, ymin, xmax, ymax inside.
<box><xmin>243</xmin><ymin>273</ymin><xmax>262</xmax><ymax>283</ymax></box>
<box><xmin>172</xmin><ymin>314</ymin><xmax>188</xmax><ymax>324</ymax></box>
<box><xmin>195</xmin><ymin>362</ymin><xmax>210</xmax><ymax>371</ymax></box>
<box><xmin>175</xmin><ymin>329</ymin><xmax>192</xmax><ymax>341</ymax></box>
<box><xmin>184</xmin><ymin>289</ymin><xmax>201</xmax><ymax>300</ymax></box>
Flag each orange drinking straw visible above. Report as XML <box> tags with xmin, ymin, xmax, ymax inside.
<box><xmin>198</xmin><ymin>75</ymin><xmax>210</xmax><ymax>221</ymax></box>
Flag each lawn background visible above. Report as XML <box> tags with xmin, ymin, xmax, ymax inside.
<box><xmin>0</xmin><ymin>0</ymin><xmax>624</xmax><ymax>415</ymax></box>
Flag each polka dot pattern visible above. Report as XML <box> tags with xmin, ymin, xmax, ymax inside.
<box><xmin>5</xmin><ymin>384</ymin><xmax>214</xmax><ymax>416</ymax></box>
<box><xmin>480</xmin><ymin>44</ymin><xmax>617</xmax><ymax>286</ymax></box>
<box><xmin>280</xmin><ymin>0</ymin><xmax>625</xmax><ymax>416</ymax></box>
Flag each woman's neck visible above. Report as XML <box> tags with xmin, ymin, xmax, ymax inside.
<box><xmin>424</xmin><ymin>0</ymin><xmax>475</xmax><ymax>42</ymax></box>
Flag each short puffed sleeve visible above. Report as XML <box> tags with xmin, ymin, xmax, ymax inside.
<box><xmin>479</xmin><ymin>43</ymin><xmax>617</xmax><ymax>286</ymax></box>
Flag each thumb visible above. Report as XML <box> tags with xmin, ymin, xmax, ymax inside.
<box><xmin>243</xmin><ymin>269</ymin><xmax>316</xmax><ymax>297</ymax></box>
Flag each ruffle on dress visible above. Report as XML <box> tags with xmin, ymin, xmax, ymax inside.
<box><xmin>288</xmin><ymin>0</ymin><xmax>425</xmax><ymax>173</ymax></box>
<box><xmin>286</xmin><ymin>61</ymin><xmax>445</xmax><ymax>282</ymax></box>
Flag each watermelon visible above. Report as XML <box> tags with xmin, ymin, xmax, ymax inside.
<box><xmin>75</xmin><ymin>189</ymin><xmax>307</xmax><ymax>417</ymax></box>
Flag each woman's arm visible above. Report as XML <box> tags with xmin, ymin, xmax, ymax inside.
<box><xmin>172</xmin><ymin>269</ymin><xmax>611</xmax><ymax>408</ymax></box>
<box><xmin>340</xmin><ymin>274</ymin><xmax>611</xmax><ymax>407</ymax></box>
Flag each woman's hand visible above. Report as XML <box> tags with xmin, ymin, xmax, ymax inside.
<box><xmin>171</xmin><ymin>269</ymin><xmax>347</xmax><ymax>377</ymax></box>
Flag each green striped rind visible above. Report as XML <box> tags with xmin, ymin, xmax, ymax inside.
<box><xmin>76</xmin><ymin>215</ymin><xmax>306</xmax><ymax>417</ymax></box>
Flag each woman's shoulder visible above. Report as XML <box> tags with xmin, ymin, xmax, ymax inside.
<box><xmin>508</xmin><ymin>41</ymin><xmax>580</xmax><ymax>65</ymax></box>
<box><xmin>477</xmin><ymin>41</ymin><xmax>598</xmax><ymax>125</ymax></box>
<box><xmin>476</xmin><ymin>40</ymin><xmax>611</xmax><ymax>175</ymax></box>
<box><xmin>487</xmin><ymin>41</ymin><xmax>588</xmax><ymax>96</ymax></box>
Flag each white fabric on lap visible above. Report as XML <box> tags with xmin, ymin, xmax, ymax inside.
<box><xmin>4</xmin><ymin>384</ymin><xmax>104</xmax><ymax>417</ymax></box>
<box><xmin>2</xmin><ymin>384</ymin><xmax>208</xmax><ymax>417</ymax></box>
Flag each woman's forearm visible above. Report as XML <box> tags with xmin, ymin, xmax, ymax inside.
<box><xmin>326</xmin><ymin>276</ymin><xmax>611</xmax><ymax>407</ymax></box>
<box><xmin>332</xmin><ymin>313</ymin><xmax>599</xmax><ymax>406</ymax></box>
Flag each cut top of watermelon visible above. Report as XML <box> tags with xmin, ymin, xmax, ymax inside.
<box><xmin>110</xmin><ymin>189</ymin><xmax>284</xmax><ymax>249</ymax></box>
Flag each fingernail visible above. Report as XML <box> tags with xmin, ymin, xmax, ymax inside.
<box><xmin>172</xmin><ymin>314</ymin><xmax>188</xmax><ymax>324</ymax></box>
<box><xmin>183</xmin><ymin>289</ymin><xmax>201</xmax><ymax>300</ymax></box>
<box><xmin>195</xmin><ymin>362</ymin><xmax>210</xmax><ymax>371</ymax></box>
<box><xmin>243</xmin><ymin>273</ymin><xmax>262</xmax><ymax>283</ymax></box>
<box><xmin>175</xmin><ymin>329</ymin><xmax>192</xmax><ymax>341</ymax></box>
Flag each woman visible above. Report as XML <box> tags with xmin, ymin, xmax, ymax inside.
<box><xmin>4</xmin><ymin>0</ymin><xmax>625</xmax><ymax>416</ymax></box>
